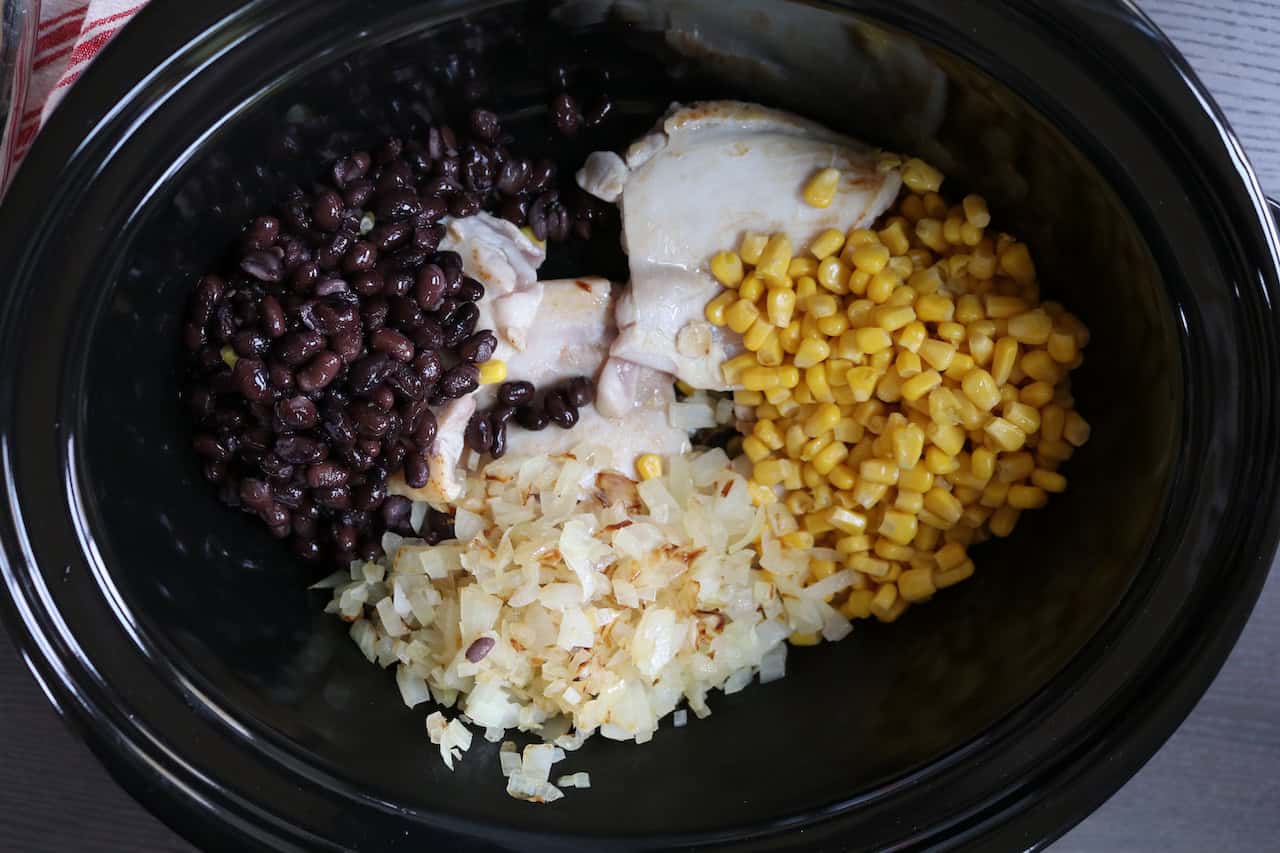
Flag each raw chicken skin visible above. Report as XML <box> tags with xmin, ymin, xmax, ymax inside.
<box><xmin>579</xmin><ymin>100</ymin><xmax>903</xmax><ymax>413</ymax></box>
<box><xmin>439</xmin><ymin>212</ymin><xmax>545</xmax><ymax>351</ymax></box>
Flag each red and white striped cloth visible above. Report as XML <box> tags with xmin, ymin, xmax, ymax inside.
<box><xmin>9</xmin><ymin>1</ymin><xmax>148</xmax><ymax>174</ymax></box>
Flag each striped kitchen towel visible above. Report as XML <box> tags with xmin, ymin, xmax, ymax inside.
<box><xmin>9</xmin><ymin>1</ymin><xmax>148</xmax><ymax>174</ymax></box>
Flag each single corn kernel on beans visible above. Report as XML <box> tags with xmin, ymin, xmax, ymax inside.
<box><xmin>702</xmin><ymin>158</ymin><xmax>1091</xmax><ymax>629</ymax></box>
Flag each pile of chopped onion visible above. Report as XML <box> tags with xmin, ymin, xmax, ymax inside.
<box><xmin>321</xmin><ymin>442</ymin><xmax>853</xmax><ymax>799</ymax></box>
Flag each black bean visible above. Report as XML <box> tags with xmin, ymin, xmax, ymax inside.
<box><xmin>193</xmin><ymin>433</ymin><xmax>231</xmax><ymax>461</ymax></box>
<box><xmin>245</xmin><ymin>216</ymin><xmax>280</xmax><ymax>249</ymax></box>
<box><xmin>387</xmin><ymin>296</ymin><xmax>423</xmax><ymax>331</ymax></box>
<box><xmin>496</xmin><ymin>158</ymin><xmax>530</xmax><ymax>195</ymax></box>
<box><xmin>404</xmin><ymin>452</ymin><xmax>430</xmax><ymax>489</ymax></box>
<box><xmin>412</xmin><ymin>407</ymin><xmax>438</xmax><ymax>449</ymax></box>
<box><xmin>297</xmin><ymin>351</ymin><xmax>342</xmax><ymax>392</ymax></box>
<box><xmin>353</xmin><ymin>480</ymin><xmax>387</xmax><ymax>512</ymax></box>
<box><xmin>349</xmin><ymin>353</ymin><xmax>396</xmax><ymax>395</ymax></box>
<box><xmin>293</xmin><ymin>537</ymin><xmax>323</xmax><ymax>561</ymax></box>
<box><xmin>551</xmin><ymin>93</ymin><xmax>582</xmax><ymax>137</ymax></box>
<box><xmin>342</xmin><ymin>240</ymin><xmax>377</xmax><ymax>273</ymax></box>
<box><xmin>322</xmin><ymin>407</ymin><xmax>358</xmax><ymax>447</ymax></box>
<box><xmin>233</xmin><ymin>329</ymin><xmax>270</xmax><ymax>357</ymax></box>
<box><xmin>375</xmin><ymin>188</ymin><xmax>422</xmax><ymax>221</ymax></box>
<box><xmin>442</xmin><ymin>302</ymin><xmax>479</xmax><ymax>347</ymax></box>
<box><xmin>516</xmin><ymin>404</ymin><xmax>549</xmax><ymax>431</ymax></box>
<box><xmin>183</xmin><ymin>322</ymin><xmax>207</xmax><ymax>352</ymax></box>
<box><xmin>259</xmin><ymin>454</ymin><xmax>294</xmax><ymax>481</ymax></box>
<box><xmin>566</xmin><ymin>376</ymin><xmax>595</xmax><ymax>408</ymax></box>
<box><xmin>417</xmin><ymin>194</ymin><xmax>448</xmax><ymax>226</ymax></box>
<box><xmin>381</xmin><ymin>495</ymin><xmax>412</xmax><ymax>530</ymax></box>
<box><xmin>449</xmin><ymin>193</ymin><xmax>482</xmax><ymax>218</ymax></box>
<box><xmin>191</xmin><ymin>275</ymin><xmax>225</xmax><ymax>325</ymax></box>
<box><xmin>413</xmin><ymin>224</ymin><xmax>444</xmax><ymax>253</ymax></box>
<box><xmin>352</xmin><ymin>402</ymin><xmax>391</xmax><ymax>438</ymax></box>
<box><xmin>240</xmin><ymin>478</ymin><xmax>273</xmax><ymax>511</ymax></box>
<box><xmin>369</xmin><ymin>221</ymin><xmax>411</xmax><ymax>251</ymax></box>
<box><xmin>465</xmin><ymin>636</ymin><xmax>496</xmax><ymax>663</ymax></box>
<box><xmin>333</xmin><ymin>152</ymin><xmax>371</xmax><ymax>188</ymax></box>
<box><xmin>275</xmin><ymin>435</ymin><xmax>326</xmax><ymax>464</ymax></box>
<box><xmin>458</xmin><ymin>330</ymin><xmax>497</xmax><ymax>364</ymax></box>
<box><xmin>333</xmin><ymin>524</ymin><xmax>359</xmax><ymax>553</ymax></box>
<box><xmin>276</xmin><ymin>396</ymin><xmax>319</xmax><ymax>430</ymax></box>
<box><xmin>331</xmin><ymin>329</ymin><xmax>363</xmax><ymax>363</ymax></box>
<box><xmin>465</xmin><ymin>412</ymin><xmax>492</xmax><ymax>453</ymax></box>
<box><xmin>462</xmin><ymin>145</ymin><xmax>494</xmax><ymax>193</ymax></box>
<box><xmin>415</xmin><ymin>263</ymin><xmax>447</xmax><ymax>310</ymax></box>
<box><xmin>389</xmin><ymin>246</ymin><xmax>429</xmax><ymax>271</ymax></box>
<box><xmin>496</xmin><ymin>196</ymin><xmax>528</xmax><ymax>226</ymax></box>
<box><xmin>307</xmin><ymin>462</ymin><xmax>350</xmax><ymax>489</ymax></box>
<box><xmin>457</xmin><ymin>277</ymin><xmax>484</xmax><ymax>302</ymax></box>
<box><xmin>291</xmin><ymin>260</ymin><xmax>320</xmax><ymax>294</ymax></box>
<box><xmin>241</xmin><ymin>250</ymin><xmax>284</xmax><ymax>283</ymax></box>
<box><xmin>498</xmin><ymin>381</ymin><xmax>534</xmax><ymax>407</ymax></box>
<box><xmin>232</xmin><ymin>357</ymin><xmax>272</xmax><ymax>402</ymax></box>
<box><xmin>438</xmin><ymin>364</ymin><xmax>480</xmax><ymax>399</ymax></box>
<box><xmin>387</xmin><ymin>364</ymin><xmax>426</xmax><ymax>401</ymax></box>
<box><xmin>584</xmin><ymin>95</ymin><xmax>613</xmax><ymax>127</ymax></box>
<box><xmin>527</xmin><ymin>158</ymin><xmax>556</xmax><ymax>193</ymax></box>
<box><xmin>343</xmin><ymin>179</ymin><xmax>375</xmax><ymax>209</ymax></box>
<box><xmin>412</xmin><ymin>318</ymin><xmax>445</xmax><ymax>351</ymax></box>
<box><xmin>202</xmin><ymin>459</ymin><xmax>227</xmax><ymax>483</ymax></box>
<box><xmin>313</xmin><ymin>277</ymin><xmax>349</xmax><ymax>297</ymax></box>
<box><xmin>381</xmin><ymin>439</ymin><xmax>406</xmax><ymax>470</ymax></box>
<box><xmin>277</xmin><ymin>330</ymin><xmax>323</xmax><ymax>365</ymax></box>
<box><xmin>313</xmin><ymin>484</ymin><xmax>352</xmax><ymax>510</ymax></box>
<box><xmin>428</xmin><ymin>507</ymin><xmax>455</xmax><ymax>541</ymax></box>
<box><xmin>369</xmin><ymin>385</ymin><xmax>396</xmax><ymax>411</ymax></box>
<box><xmin>351</xmin><ymin>270</ymin><xmax>384</xmax><ymax>297</ymax></box>
<box><xmin>260</xmin><ymin>295</ymin><xmax>286</xmax><ymax>337</ymax></box>
<box><xmin>382</xmin><ymin>270</ymin><xmax>412</xmax><ymax>298</ymax></box>
<box><xmin>469</xmin><ymin>108</ymin><xmax>500</xmax><ymax>142</ymax></box>
<box><xmin>370</xmin><ymin>328</ymin><xmax>414</xmax><ymax>362</ymax></box>
<box><xmin>212</xmin><ymin>303</ymin><xmax>238</xmax><ymax>343</ymax></box>
<box><xmin>545</xmin><ymin>391</ymin><xmax>578</xmax><ymax>428</ymax></box>
<box><xmin>490</xmin><ymin>418</ymin><xmax>508</xmax><ymax>458</ymax></box>
<box><xmin>312</xmin><ymin>191</ymin><xmax>344</xmax><ymax>232</ymax></box>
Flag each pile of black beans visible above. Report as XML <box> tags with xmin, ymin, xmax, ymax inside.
<box><xmin>184</xmin><ymin>108</ymin><xmax>598</xmax><ymax>568</ymax></box>
<box><xmin>466</xmin><ymin>376</ymin><xmax>595</xmax><ymax>459</ymax></box>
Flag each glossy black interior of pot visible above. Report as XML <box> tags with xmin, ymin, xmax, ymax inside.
<box><xmin>78</xmin><ymin>0</ymin><xmax>1176</xmax><ymax>837</ymax></box>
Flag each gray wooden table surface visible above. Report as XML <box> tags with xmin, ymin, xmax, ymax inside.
<box><xmin>1</xmin><ymin>1</ymin><xmax>1278</xmax><ymax>850</ymax></box>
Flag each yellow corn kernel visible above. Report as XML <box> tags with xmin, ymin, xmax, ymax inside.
<box><xmin>889</xmin><ymin>323</ymin><xmax>925</xmax><ymax>356</ymax></box>
<box><xmin>894</xmin><ymin>350</ymin><xmax>923</xmax><ymax>380</ymax></box>
<box><xmin>915</xmin><ymin>292</ymin><xmax>955</xmax><ymax>323</ymax></box>
<box><xmin>934</xmin><ymin>559</ymin><xmax>975</xmax><ymax>589</ymax></box>
<box><xmin>1040</xmin><ymin>404</ymin><xmax>1066</xmax><ymax>443</ymax></box>
<box><xmin>748</xmin><ymin>481</ymin><xmax>776</xmax><ymax>506</ymax></box>
<box><xmin>734</xmin><ymin>389</ymin><xmax>763</xmax><ymax>407</ymax></box>
<box><xmin>742</xmin><ymin>317</ymin><xmax>774</xmax><ymax>352</ymax></box>
<box><xmin>721</xmin><ymin>352</ymin><xmax>758</xmax><ymax>384</ymax></box>
<box><xmin>764</xmin><ymin>387</ymin><xmax>792</xmax><ymax>406</ymax></box>
<box><xmin>943</xmin><ymin>215</ymin><xmax>964</xmax><ymax>246</ymax></box>
<box><xmin>927</xmin><ymin>422</ymin><xmax>966</xmax><ymax>457</ymax></box>
<box><xmin>790</xmin><ymin>338</ymin><xmax>829</xmax><ymax>370</ymax></box>
<box><xmin>635</xmin><ymin>453</ymin><xmax>663</xmax><ymax>481</ymax></box>
<box><xmin>960</xmin><ymin>368</ymin><xmax>1001</xmax><ymax>411</ymax></box>
<box><xmin>971</xmin><ymin>447</ymin><xmax>996</xmax><ymax>481</ymax></box>
<box><xmin>984</xmin><ymin>417</ymin><xmax>1027</xmax><ymax>452</ymax></box>
<box><xmin>982</xmin><ymin>296</ymin><xmax>1025</xmax><ymax>321</ymax></box>
<box><xmin>914</xmin><ymin>218</ymin><xmax>947</xmax><ymax>253</ymax></box>
<box><xmin>866</xmin><ymin>270</ymin><xmax>900</xmax><ymax>304</ymax></box>
<box><xmin>810</xmin><ymin>228</ymin><xmax>845</xmax><ymax>260</ymax></box>
<box><xmin>784</xmin><ymin>423</ymin><xmax>808</xmax><ymax>459</ymax></box>
<box><xmin>895</xmin><ymin>488</ymin><xmax>924</xmax><ymax>513</ymax></box>
<box><xmin>1004</xmin><ymin>401</ymin><xmax>1042</xmax><ymax>434</ymax></box>
<box><xmin>800</xmin><ymin>462</ymin><xmax>823</xmax><ymax>489</ymax></box>
<box><xmin>827</xmin><ymin>463</ymin><xmax>857</xmax><ymax>491</ymax></box>
<box><xmin>779</xmin><ymin>320</ymin><xmax>804</xmax><ymax>355</ymax></box>
<box><xmin>961</xmin><ymin>194</ymin><xmax>991</xmax><ymax>228</ymax></box>
<box><xmin>710</xmin><ymin>251</ymin><xmax>745</xmax><ymax>287</ymax></box>
<box><xmin>840</xmin><ymin>589</ymin><xmax>875</xmax><ymax>619</ymax></box>
<box><xmin>936</xmin><ymin>321</ymin><xmax>966</xmax><ymax>346</ymax></box>
<box><xmin>741</xmin><ymin>435</ymin><xmax>771</xmax><ymax>463</ymax></box>
<box><xmin>725</xmin><ymin>299</ymin><xmax>761</xmax><ymax>334</ymax></box>
<box><xmin>1005</xmin><ymin>483</ymin><xmax>1048</xmax><ymax>511</ymax></box>
<box><xmin>785</xmin><ymin>257</ymin><xmax>817</xmax><ymax>281</ymax></box>
<box><xmin>477</xmin><ymin>359</ymin><xmax>508</xmax><ymax>385</ymax></box>
<box><xmin>756</xmin><ymin>234</ymin><xmax>794</xmax><ymax>284</ymax></box>
<box><xmin>980</xmin><ymin>479</ymin><xmax>1010</xmax><ymax>508</ymax></box>
<box><xmin>804</xmin><ymin>167</ymin><xmax>841</xmax><ymax>208</ymax></box>
<box><xmin>999</xmin><ymin>242</ymin><xmax>1037</xmax><ymax>284</ymax></box>
<box><xmin>828</xmin><ymin>506</ymin><xmax>869</xmax><ymax>536</ymax></box>
<box><xmin>795</xmin><ymin>276</ymin><xmax>818</xmax><ymax>302</ymax></box>
<box><xmin>1021</xmin><ymin>350</ymin><xmax>1062</xmax><ymax>384</ymax></box>
<box><xmin>859</xmin><ymin>459</ymin><xmax>899</xmax><ymax>486</ymax></box>
<box><xmin>871</xmin><ymin>219</ymin><xmax>907</xmax><ymax>256</ymax></box>
<box><xmin>705</xmin><ymin>291</ymin><xmax>736</xmax><ymax>326</ymax></box>
<box><xmin>753</xmin><ymin>419</ymin><xmax>785</xmax><ymax>451</ymax></box>
<box><xmin>953</xmin><ymin>293</ymin><xmax>984</xmax><ymax>324</ymax></box>
<box><xmin>789</xmin><ymin>631</ymin><xmax>821</xmax><ymax>647</ymax></box>
<box><xmin>878</xmin><ymin>511</ymin><xmax>919</xmax><ymax>547</ymax></box>
<box><xmin>853</xmin><ymin>327</ymin><xmax>893</xmax><ymax>354</ymax></box>
<box><xmin>897</xmin><ymin>467</ymin><xmax>932</xmax><ymax>495</ymax></box>
<box><xmin>902</xmin><ymin>158</ymin><xmax>944</xmax><ymax>193</ymax></box>
<box><xmin>913</xmin><ymin>339</ymin><xmax>952</xmax><ymax>372</ymax></box>
<box><xmin>741</xmin><ymin>366</ymin><xmax>783</xmax><ymax>391</ymax></box>
<box><xmin>736</xmin><ymin>274</ymin><xmax>765</xmax><ymax>304</ymax></box>
<box><xmin>1007</xmin><ymin>310</ymin><xmax>1052</xmax><ymax>346</ymax></box>
<box><xmin>1064</xmin><ymin>410</ymin><xmax>1091</xmax><ymax>447</ymax></box>
<box><xmin>847</xmin><ymin>552</ymin><xmax>889</xmax><ymax>579</ymax></box>
<box><xmin>783</xmin><ymin>464</ymin><xmax>804</xmax><ymax>491</ymax></box>
<box><xmin>867</xmin><ymin>582</ymin><xmax>900</xmax><ymax>620</ymax></box>
<box><xmin>816</xmin><ymin>256</ymin><xmax>850</xmax><ymax>294</ymax></box>
<box><xmin>1047</xmin><ymin>331</ymin><xmax>1078</xmax><ymax>364</ymax></box>
<box><xmin>757</xmin><ymin>334</ymin><xmax>785</xmax><ymax>367</ymax></box>
<box><xmin>777</xmin><ymin>364</ymin><xmax>801</xmax><ymax>388</ymax></box>
<box><xmin>923</xmin><ymin>488</ymin><xmax>964</xmax><ymax>526</ymax></box>
<box><xmin>990</xmin><ymin>336</ymin><xmax>1019</xmax><ymax>385</ymax></box>
<box><xmin>815</xmin><ymin>314</ymin><xmax>848</xmax><ymax>338</ymax></box>
<box><xmin>874</xmin><ymin>537</ymin><xmax>914</xmax><ymax>563</ymax></box>
<box><xmin>804</xmin><ymin>402</ymin><xmax>841</xmax><ymax>438</ymax></box>
<box><xmin>871</xmin><ymin>304</ymin><xmax>914</xmax><ymax>332</ymax></box>
<box><xmin>852</xmin><ymin>479</ymin><xmax>889</xmax><ymax>510</ymax></box>
<box><xmin>809</xmin><ymin>558</ymin><xmax>838</xmax><ymax>583</ymax></box>
<box><xmin>219</xmin><ymin>345</ymin><xmax>239</xmax><ymax>369</ymax></box>
<box><xmin>898</xmin><ymin>370</ymin><xmax>941</xmax><ymax>403</ymax></box>
<box><xmin>753</xmin><ymin>458</ymin><xmax>791</xmax><ymax>487</ymax></box>
<box><xmin>851</xmin><ymin>243</ymin><xmax>891</xmax><ymax>275</ymax></box>
<box><xmin>793</xmin><ymin>382</ymin><xmax>815</xmax><ymax>406</ymax></box>
<box><xmin>844</xmin><ymin>366</ymin><xmax>878</xmax><ymax>403</ymax></box>
<box><xmin>812</xmin><ymin>441</ymin><xmax>850</xmax><ymax>476</ymax></box>
<box><xmin>787</xmin><ymin>490</ymin><xmax>816</xmax><ymax>519</ymax></box>
<box><xmin>804</xmin><ymin>511</ymin><xmax>836</xmax><ymax>535</ymax></box>
<box><xmin>987</xmin><ymin>505</ymin><xmax>1019</xmax><ymax>538</ymax></box>
<box><xmin>968</xmin><ymin>333</ymin><xmax>995</xmax><ymax>367</ymax></box>
<box><xmin>805</xmin><ymin>364</ymin><xmax>834</xmax><ymax>403</ymax></box>
<box><xmin>800</xmin><ymin>432</ymin><xmax>832</xmax><ymax>462</ymax></box>
<box><xmin>1032</xmin><ymin>468</ymin><xmax>1068</xmax><ymax>493</ymax></box>
<box><xmin>897</xmin><ymin>567</ymin><xmax>936</xmax><ymax>603</ymax></box>
<box><xmin>739</xmin><ymin>231</ymin><xmax>768</xmax><ymax>264</ymax></box>
<box><xmin>806</xmin><ymin>292</ymin><xmax>839</xmax><ymax>320</ymax></box>
<box><xmin>925</xmin><ymin>448</ymin><xmax>960</xmax><ymax>481</ymax></box>
<box><xmin>781</xmin><ymin>530</ymin><xmax>815</xmax><ymax>550</ymax></box>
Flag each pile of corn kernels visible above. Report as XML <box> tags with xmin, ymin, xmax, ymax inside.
<box><xmin>703</xmin><ymin>158</ymin><xmax>1091</xmax><ymax>633</ymax></box>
